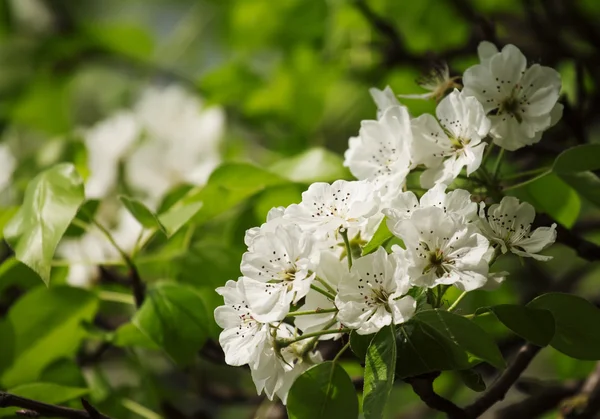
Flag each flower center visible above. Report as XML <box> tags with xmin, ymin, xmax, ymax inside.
<box><xmin>499</xmin><ymin>95</ymin><xmax>523</xmax><ymax>123</ymax></box>
<box><xmin>424</xmin><ymin>248</ymin><xmax>450</xmax><ymax>277</ymax></box>
<box><xmin>449</xmin><ymin>136</ymin><xmax>470</xmax><ymax>151</ymax></box>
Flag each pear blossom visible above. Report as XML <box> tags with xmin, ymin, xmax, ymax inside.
<box><xmin>463</xmin><ymin>42</ymin><xmax>562</xmax><ymax>151</ymax></box>
<box><xmin>411</xmin><ymin>89</ymin><xmax>491</xmax><ymax>188</ymax></box>
<box><xmin>384</xmin><ymin>184</ymin><xmax>478</xmax><ymax>232</ymax></box>
<box><xmin>344</xmin><ymin>105</ymin><xmax>412</xmax><ymax>191</ymax></box>
<box><xmin>250</xmin><ymin>323</ymin><xmax>322</xmax><ymax>404</ymax></box>
<box><xmin>398</xmin><ymin>62</ymin><xmax>461</xmax><ymax>102</ymax></box>
<box><xmin>369</xmin><ymin>85</ymin><xmax>401</xmax><ymax>118</ymax></box>
<box><xmin>394</xmin><ymin>206</ymin><xmax>491</xmax><ymax>291</ymax></box>
<box><xmin>240</xmin><ymin>224</ymin><xmax>317</xmax><ymax>322</ymax></box>
<box><xmin>336</xmin><ymin>247</ymin><xmax>415</xmax><ymax>335</ymax></box>
<box><xmin>214</xmin><ymin>280</ymin><xmax>270</xmax><ymax>367</ymax></box>
<box><xmin>244</xmin><ymin>206</ymin><xmax>286</xmax><ymax>250</ymax></box>
<box><xmin>294</xmin><ymin>252</ymin><xmax>344</xmax><ymax>339</ymax></box>
<box><xmin>284</xmin><ymin>180</ymin><xmax>380</xmax><ymax>236</ymax></box>
<box><xmin>478</xmin><ymin>196</ymin><xmax>556</xmax><ymax>260</ymax></box>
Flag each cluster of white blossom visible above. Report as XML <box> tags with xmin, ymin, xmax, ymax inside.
<box><xmin>59</xmin><ymin>85</ymin><xmax>225</xmax><ymax>287</ymax></box>
<box><xmin>216</xmin><ymin>41</ymin><xmax>561</xmax><ymax>403</ymax></box>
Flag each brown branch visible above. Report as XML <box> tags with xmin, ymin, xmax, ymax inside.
<box><xmin>465</xmin><ymin>343</ymin><xmax>542</xmax><ymax>417</ymax></box>
<box><xmin>129</xmin><ymin>265</ymin><xmax>145</xmax><ymax>308</ymax></box>
<box><xmin>0</xmin><ymin>393</ymin><xmax>111</xmax><ymax>419</ymax></box>
<box><xmin>497</xmin><ymin>380</ymin><xmax>581</xmax><ymax>418</ymax></box>
<box><xmin>537</xmin><ymin>214</ymin><xmax>600</xmax><ymax>263</ymax></box>
<box><xmin>404</xmin><ymin>373</ymin><xmax>468</xmax><ymax>419</ymax></box>
<box><xmin>559</xmin><ymin>362</ymin><xmax>600</xmax><ymax>418</ymax></box>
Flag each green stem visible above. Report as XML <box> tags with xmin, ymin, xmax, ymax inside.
<box><xmin>310</xmin><ymin>284</ymin><xmax>336</xmax><ymax>301</ymax></box>
<box><xmin>448</xmin><ymin>291</ymin><xmax>468</xmax><ymax>312</ymax></box>
<box><xmin>332</xmin><ymin>341</ymin><xmax>351</xmax><ymax>364</ymax></box>
<box><xmin>285</xmin><ymin>308</ymin><xmax>338</xmax><ymax>318</ymax></box>
<box><xmin>501</xmin><ymin>167</ymin><xmax>551</xmax><ymax>181</ymax></box>
<box><xmin>340</xmin><ymin>228</ymin><xmax>353</xmax><ymax>269</ymax></box>
<box><xmin>502</xmin><ymin>170</ymin><xmax>551</xmax><ymax>191</ymax></box>
<box><xmin>481</xmin><ymin>141</ymin><xmax>495</xmax><ymax>166</ymax></box>
<box><xmin>315</xmin><ymin>276</ymin><xmax>336</xmax><ymax>294</ymax></box>
<box><xmin>492</xmin><ymin>148</ymin><xmax>505</xmax><ymax>181</ymax></box>
<box><xmin>278</xmin><ymin>327</ymin><xmax>351</xmax><ymax>347</ymax></box>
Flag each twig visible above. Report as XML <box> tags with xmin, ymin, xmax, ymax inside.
<box><xmin>559</xmin><ymin>361</ymin><xmax>600</xmax><ymax>418</ymax></box>
<box><xmin>465</xmin><ymin>343</ymin><xmax>542</xmax><ymax>417</ymax></box>
<box><xmin>404</xmin><ymin>373</ymin><xmax>468</xmax><ymax>419</ymax></box>
<box><xmin>537</xmin><ymin>214</ymin><xmax>600</xmax><ymax>263</ymax></box>
<box><xmin>497</xmin><ymin>380</ymin><xmax>581</xmax><ymax>419</ymax></box>
<box><xmin>0</xmin><ymin>393</ymin><xmax>111</xmax><ymax>419</ymax></box>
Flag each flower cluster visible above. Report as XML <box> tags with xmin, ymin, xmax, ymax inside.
<box><xmin>214</xmin><ymin>42</ymin><xmax>560</xmax><ymax>403</ymax></box>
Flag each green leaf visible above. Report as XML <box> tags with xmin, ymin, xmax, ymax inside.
<box><xmin>0</xmin><ymin>206</ymin><xmax>18</xmax><ymax>239</ymax></box>
<box><xmin>0</xmin><ymin>383</ymin><xmax>89</xmax><ymax>417</ymax></box>
<box><xmin>363</xmin><ymin>325</ymin><xmax>396</xmax><ymax>419</ymax></box>
<box><xmin>0</xmin><ymin>286</ymin><xmax>99</xmax><ymax>387</ymax></box>
<box><xmin>4</xmin><ymin>164</ymin><xmax>85</xmax><ymax>284</ymax></box>
<box><xmin>349</xmin><ymin>330</ymin><xmax>375</xmax><ymax>361</ymax></box>
<box><xmin>528</xmin><ymin>293</ymin><xmax>600</xmax><ymax>360</ymax></box>
<box><xmin>553</xmin><ymin>144</ymin><xmax>600</xmax><ymax>173</ymax></box>
<box><xmin>64</xmin><ymin>199</ymin><xmax>100</xmax><ymax>237</ymax></box>
<box><xmin>84</xmin><ymin>23</ymin><xmax>154</xmax><ymax>60</ymax></box>
<box><xmin>558</xmin><ymin>171</ymin><xmax>600</xmax><ymax>208</ymax></box>
<box><xmin>132</xmin><ymin>281</ymin><xmax>209</xmax><ymax>365</ymax></box>
<box><xmin>361</xmin><ymin>217</ymin><xmax>394</xmax><ymax>256</ymax></box>
<box><xmin>183</xmin><ymin>163</ymin><xmax>287</xmax><ymax>226</ymax></box>
<box><xmin>476</xmin><ymin>304</ymin><xmax>555</xmax><ymax>347</ymax></box>
<box><xmin>524</xmin><ymin>173</ymin><xmax>580</xmax><ymax>228</ymax></box>
<box><xmin>119</xmin><ymin>195</ymin><xmax>166</xmax><ymax>234</ymax></box>
<box><xmin>457</xmin><ymin>369</ymin><xmax>486</xmax><ymax>392</ymax></box>
<box><xmin>112</xmin><ymin>323</ymin><xmax>160</xmax><ymax>350</ymax></box>
<box><xmin>287</xmin><ymin>361</ymin><xmax>359</xmax><ymax>419</ymax></box>
<box><xmin>270</xmin><ymin>147</ymin><xmax>352</xmax><ymax>183</ymax></box>
<box><xmin>158</xmin><ymin>201</ymin><xmax>203</xmax><ymax>237</ymax></box>
<box><xmin>254</xmin><ymin>184</ymin><xmax>303</xmax><ymax>222</ymax></box>
<box><xmin>415</xmin><ymin>310</ymin><xmax>505</xmax><ymax>370</ymax></box>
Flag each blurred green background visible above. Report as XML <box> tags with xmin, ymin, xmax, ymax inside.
<box><xmin>1</xmin><ymin>0</ymin><xmax>600</xmax><ymax>418</ymax></box>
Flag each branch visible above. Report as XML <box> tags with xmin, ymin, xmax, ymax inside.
<box><xmin>497</xmin><ymin>380</ymin><xmax>581</xmax><ymax>419</ymax></box>
<box><xmin>465</xmin><ymin>343</ymin><xmax>542</xmax><ymax>417</ymax></box>
<box><xmin>559</xmin><ymin>361</ymin><xmax>600</xmax><ymax>418</ymax></box>
<box><xmin>537</xmin><ymin>215</ymin><xmax>600</xmax><ymax>262</ymax></box>
<box><xmin>404</xmin><ymin>373</ymin><xmax>468</xmax><ymax>419</ymax></box>
<box><xmin>0</xmin><ymin>394</ymin><xmax>111</xmax><ymax>419</ymax></box>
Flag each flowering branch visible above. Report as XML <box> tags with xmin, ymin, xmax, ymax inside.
<box><xmin>277</xmin><ymin>327</ymin><xmax>351</xmax><ymax>348</ymax></box>
<box><xmin>0</xmin><ymin>393</ymin><xmax>111</xmax><ymax>419</ymax></box>
<box><xmin>310</xmin><ymin>284</ymin><xmax>336</xmax><ymax>301</ymax></box>
<box><xmin>340</xmin><ymin>228</ymin><xmax>353</xmax><ymax>269</ymax></box>
<box><xmin>285</xmin><ymin>308</ymin><xmax>338</xmax><ymax>318</ymax></box>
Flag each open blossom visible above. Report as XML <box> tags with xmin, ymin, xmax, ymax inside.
<box><xmin>412</xmin><ymin>89</ymin><xmax>491</xmax><ymax>188</ymax></box>
<box><xmin>244</xmin><ymin>206</ymin><xmax>286</xmax><ymax>250</ymax></box>
<box><xmin>336</xmin><ymin>247</ymin><xmax>415</xmax><ymax>335</ymax></box>
<box><xmin>384</xmin><ymin>184</ymin><xmax>478</xmax><ymax>231</ymax></box>
<box><xmin>251</xmin><ymin>324</ymin><xmax>322</xmax><ymax>404</ymax></box>
<box><xmin>369</xmin><ymin>86</ymin><xmax>401</xmax><ymax>118</ymax></box>
<box><xmin>294</xmin><ymin>252</ymin><xmax>344</xmax><ymax>339</ymax></box>
<box><xmin>284</xmin><ymin>180</ymin><xmax>380</xmax><ymax>236</ymax></box>
<box><xmin>463</xmin><ymin>42</ymin><xmax>562</xmax><ymax>151</ymax></box>
<box><xmin>214</xmin><ymin>280</ymin><xmax>269</xmax><ymax>367</ymax></box>
<box><xmin>478</xmin><ymin>196</ymin><xmax>556</xmax><ymax>260</ymax></box>
<box><xmin>240</xmin><ymin>224</ymin><xmax>317</xmax><ymax>322</ymax></box>
<box><xmin>394</xmin><ymin>206</ymin><xmax>491</xmax><ymax>291</ymax></box>
<box><xmin>344</xmin><ymin>105</ymin><xmax>412</xmax><ymax>191</ymax></box>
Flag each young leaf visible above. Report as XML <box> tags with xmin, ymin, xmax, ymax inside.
<box><xmin>132</xmin><ymin>281</ymin><xmax>210</xmax><ymax>365</ymax></box>
<box><xmin>553</xmin><ymin>144</ymin><xmax>600</xmax><ymax>174</ymax></box>
<box><xmin>158</xmin><ymin>201</ymin><xmax>203</xmax><ymax>237</ymax></box>
<box><xmin>558</xmin><ymin>171</ymin><xmax>600</xmax><ymax>208</ymax></box>
<box><xmin>361</xmin><ymin>217</ymin><xmax>394</xmax><ymax>256</ymax></box>
<box><xmin>415</xmin><ymin>309</ymin><xmax>505</xmax><ymax>370</ymax></box>
<box><xmin>476</xmin><ymin>304</ymin><xmax>555</xmax><ymax>347</ymax></box>
<box><xmin>528</xmin><ymin>293</ymin><xmax>600</xmax><ymax>360</ymax></box>
<box><xmin>523</xmin><ymin>173</ymin><xmax>580</xmax><ymax>228</ymax></box>
<box><xmin>119</xmin><ymin>195</ymin><xmax>166</xmax><ymax>234</ymax></box>
<box><xmin>287</xmin><ymin>361</ymin><xmax>359</xmax><ymax>419</ymax></box>
<box><xmin>3</xmin><ymin>163</ymin><xmax>85</xmax><ymax>284</ymax></box>
<box><xmin>363</xmin><ymin>325</ymin><xmax>396</xmax><ymax>419</ymax></box>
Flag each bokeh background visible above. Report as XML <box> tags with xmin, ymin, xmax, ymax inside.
<box><xmin>1</xmin><ymin>0</ymin><xmax>600</xmax><ymax>418</ymax></box>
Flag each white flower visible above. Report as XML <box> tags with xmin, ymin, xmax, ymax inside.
<box><xmin>240</xmin><ymin>224</ymin><xmax>317</xmax><ymax>322</ymax></box>
<box><xmin>411</xmin><ymin>89</ymin><xmax>491</xmax><ymax>188</ymax></box>
<box><xmin>336</xmin><ymin>247</ymin><xmax>415</xmax><ymax>335</ymax></box>
<box><xmin>126</xmin><ymin>85</ymin><xmax>225</xmax><ymax>206</ymax></box>
<box><xmin>214</xmin><ymin>280</ymin><xmax>269</xmax><ymax>367</ymax></box>
<box><xmin>83</xmin><ymin>111</ymin><xmax>140</xmax><ymax>199</ymax></box>
<box><xmin>284</xmin><ymin>180</ymin><xmax>380</xmax><ymax>236</ymax></box>
<box><xmin>294</xmin><ymin>252</ymin><xmax>344</xmax><ymax>339</ymax></box>
<box><xmin>244</xmin><ymin>207</ymin><xmax>286</xmax><ymax>250</ymax></box>
<box><xmin>463</xmin><ymin>42</ymin><xmax>562</xmax><ymax>151</ymax></box>
<box><xmin>369</xmin><ymin>86</ymin><xmax>401</xmax><ymax>118</ymax></box>
<box><xmin>394</xmin><ymin>206</ymin><xmax>491</xmax><ymax>291</ymax></box>
<box><xmin>398</xmin><ymin>62</ymin><xmax>461</xmax><ymax>102</ymax></box>
<box><xmin>384</xmin><ymin>184</ymin><xmax>478</xmax><ymax>231</ymax></box>
<box><xmin>478</xmin><ymin>196</ymin><xmax>556</xmax><ymax>260</ymax></box>
<box><xmin>250</xmin><ymin>324</ymin><xmax>322</xmax><ymax>404</ymax></box>
<box><xmin>344</xmin><ymin>105</ymin><xmax>412</xmax><ymax>190</ymax></box>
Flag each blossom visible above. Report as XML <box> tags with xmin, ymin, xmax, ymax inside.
<box><xmin>244</xmin><ymin>206</ymin><xmax>286</xmax><ymax>250</ymax></box>
<box><xmin>369</xmin><ymin>86</ymin><xmax>401</xmax><ymax>118</ymax></box>
<box><xmin>384</xmin><ymin>184</ymin><xmax>478</xmax><ymax>232</ymax></box>
<box><xmin>240</xmin><ymin>224</ymin><xmax>317</xmax><ymax>322</ymax></box>
<box><xmin>463</xmin><ymin>42</ymin><xmax>562</xmax><ymax>151</ymax></box>
<box><xmin>214</xmin><ymin>280</ymin><xmax>269</xmax><ymax>367</ymax></box>
<box><xmin>344</xmin><ymin>105</ymin><xmax>412</xmax><ymax>190</ymax></box>
<box><xmin>411</xmin><ymin>89</ymin><xmax>491</xmax><ymax>188</ymax></box>
<box><xmin>294</xmin><ymin>252</ymin><xmax>344</xmax><ymax>338</ymax></box>
<box><xmin>398</xmin><ymin>62</ymin><xmax>461</xmax><ymax>102</ymax></box>
<box><xmin>83</xmin><ymin>111</ymin><xmax>140</xmax><ymax>199</ymax></box>
<box><xmin>284</xmin><ymin>180</ymin><xmax>380</xmax><ymax>236</ymax></box>
<box><xmin>394</xmin><ymin>206</ymin><xmax>491</xmax><ymax>291</ymax></box>
<box><xmin>250</xmin><ymin>324</ymin><xmax>322</xmax><ymax>404</ymax></box>
<box><xmin>336</xmin><ymin>247</ymin><xmax>415</xmax><ymax>335</ymax></box>
<box><xmin>478</xmin><ymin>196</ymin><xmax>556</xmax><ymax>260</ymax></box>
